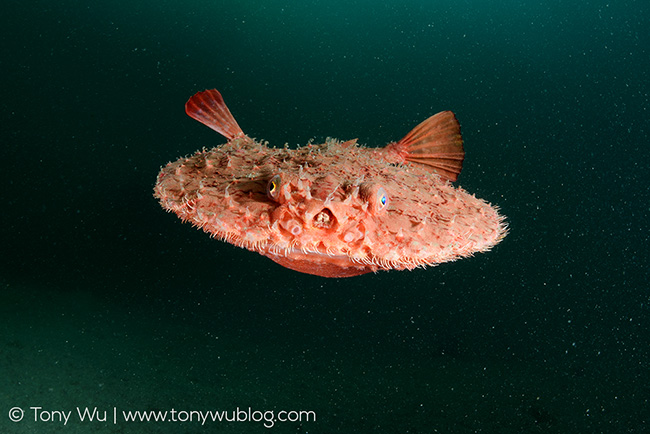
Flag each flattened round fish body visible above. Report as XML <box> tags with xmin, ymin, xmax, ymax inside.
<box><xmin>154</xmin><ymin>136</ymin><xmax>506</xmax><ymax>276</ymax></box>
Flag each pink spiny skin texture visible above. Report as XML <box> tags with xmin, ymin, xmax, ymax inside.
<box><xmin>154</xmin><ymin>90</ymin><xmax>507</xmax><ymax>277</ymax></box>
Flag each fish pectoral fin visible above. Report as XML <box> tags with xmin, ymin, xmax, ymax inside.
<box><xmin>185</xmin><ymin>89</ymin><xmax>245</xmax><ymax>140</ymax></box>
<box><xmin>386</xmin><ymin>111</ymin><xmax>464</xmax><ymax>182</ymax></box>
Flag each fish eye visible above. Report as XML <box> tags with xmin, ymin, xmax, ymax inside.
<box><xmin>376</xmin><ymin>187</ymin><xmax>389</xmax><ymax>211</ymax></box>
<box><xmin>267</xmin><ymin>174</ymin><xmax>282</xmax><ymax>201</ymax></box>
<box><xmin>359</xmin><ymin>183</ymin><xmax>389</xmax><ymax>215</ymax></box>
<box><xmin>377</xmin><ymin>187</ymin><xmax>388</xmax><ymax>207</ymax></box>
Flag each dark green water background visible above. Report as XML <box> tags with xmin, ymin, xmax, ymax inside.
<box><xmin>2</xmin><ymin>0</ymin><xmax>648</xmax><ymax>432</ymax></box>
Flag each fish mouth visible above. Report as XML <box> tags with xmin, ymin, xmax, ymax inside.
<box><xmin>312</xmin><ymin>207</ymin><xmax>336</xmax><ymax>229</ymax></box>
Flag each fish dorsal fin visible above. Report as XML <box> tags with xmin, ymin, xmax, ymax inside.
<box><xmin>387</xmin><ymin>111</ymin><xmax>464</xmax><ymax>182</ymax></box>
<box><xmin>185</xmin><ymin>89</ymin><xmax>244</xmax><ymax>140</ymax></box>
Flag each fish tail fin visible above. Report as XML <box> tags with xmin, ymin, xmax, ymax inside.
<box><xmin>185</xmin><ymin>89</ymin><xmax>245</xmax><ymax>140</ymax></box>
<box><xmin>385</xmin><ymin>111</ymin><xmax>464</xmax><ymax>182</ymax></box>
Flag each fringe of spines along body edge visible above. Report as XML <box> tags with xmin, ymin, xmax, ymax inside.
<box><xmin>162</xmin><ymin>200</ymin><xmax>508</xmax><ymax>272</ymax></box>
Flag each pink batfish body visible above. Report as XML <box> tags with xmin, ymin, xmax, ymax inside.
<box><xmin>154</xmin><ymin>89</ymin><xmax>507</xmax><ymax>277</ymax></box>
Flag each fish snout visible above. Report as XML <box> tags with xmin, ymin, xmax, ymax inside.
<box><xmin>301</xmin><ymin>200</ymin><xmax>341</xmax><ymax>232</ymax></box>
<box><xmin>313</xmin><ymin>207</ymin><xmax>336</xmax><ymax>229</ymax></box>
